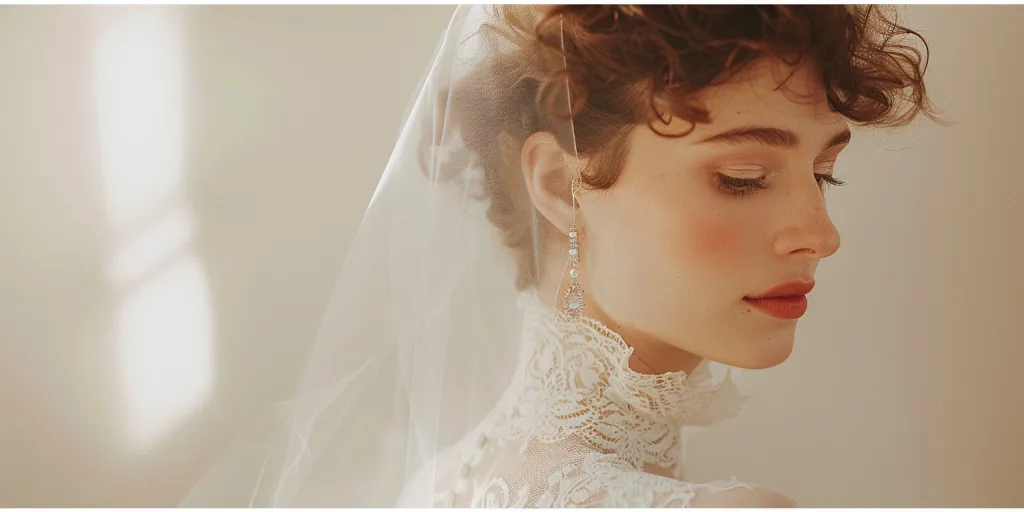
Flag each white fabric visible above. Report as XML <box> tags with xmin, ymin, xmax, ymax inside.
<box><xmin>398</xmin><ymin>291</ymin><xmax>755</xmax><ymax>507</ymax></box>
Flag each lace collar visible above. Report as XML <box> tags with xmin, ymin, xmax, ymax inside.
<box><xmin>488</xmin><ymin>292</ymin><xmax>751</xmax><ymax>470</ymax></box>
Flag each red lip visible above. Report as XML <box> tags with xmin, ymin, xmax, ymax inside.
<box><xmin>744</xmin><ymin>280</ymin><xmax>815</xmax><ymax>320</ymax></box>
<box><xmin>746</xmin><ymin>280</ymin><xmax>815</xmax><ymax>299</ymax></box>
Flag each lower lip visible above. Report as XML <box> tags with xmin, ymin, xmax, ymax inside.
<box><xmin>743</xmin><ymin>296</ymin><xmax>808</xmax><ymax>319</ymax></box>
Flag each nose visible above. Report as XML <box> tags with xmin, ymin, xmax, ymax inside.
<box><xmin>774</xmin><ymin>180</ymin><xmax>841</xmax><ymax>260</ymax></box>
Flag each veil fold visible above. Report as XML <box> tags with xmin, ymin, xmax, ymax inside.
<box><xmin>181</xmin><ymin>6</ymin><xmax>580</xmax><ymax>506</ymax></box>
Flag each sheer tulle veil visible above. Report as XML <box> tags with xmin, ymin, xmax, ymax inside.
<box><xmin>182</xmin><ymin>5</ymin><xmax>605</xmax><ymax>506</ymax></box>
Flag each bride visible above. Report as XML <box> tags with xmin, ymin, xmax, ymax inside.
<box><xmin>183</xmin><ymin>5</ymin><xmax>936</xmax><ymax>508</ymax></box>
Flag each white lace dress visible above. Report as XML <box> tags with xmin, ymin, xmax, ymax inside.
<box><xmin>397</xmin><ymin>293</ymin><xmax>767</xmax><ymax>508</ymax></box>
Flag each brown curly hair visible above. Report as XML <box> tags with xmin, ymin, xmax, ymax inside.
<box><xmin>436</xmin><ymin>5</ymin><xmax>938</xmax><ymax>290</ymax></box>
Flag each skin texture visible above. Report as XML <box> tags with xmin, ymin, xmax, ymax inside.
<box><xmin>523</xmin><ymin>57</ymin><xmax>847</xmax><ymax>375</ymax></box>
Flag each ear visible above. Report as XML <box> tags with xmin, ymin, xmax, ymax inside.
<box><xmin>521</xmin><ymin>131</ymin><xmax>576</xmax><ymax>235</ymax></box>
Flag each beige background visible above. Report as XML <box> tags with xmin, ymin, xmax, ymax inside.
<box><xmin>0</xmin><ymin>5</ymin><xmax>1021</xmax><ymax>508</ymax></box>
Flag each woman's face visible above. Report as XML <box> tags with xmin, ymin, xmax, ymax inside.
<box><xmin>579</xmin><ymin>58</ymin><xmax>848</xmax><ymax>370</ymax></box>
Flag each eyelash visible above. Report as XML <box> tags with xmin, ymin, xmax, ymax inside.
<box><xmin>716</xmin><ymin>168</ymin><xmax>846</xmax><ymax>198</ymax></box>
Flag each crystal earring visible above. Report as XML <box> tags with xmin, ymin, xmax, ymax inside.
<box><xmin>563</xmin><ymin>178</ymin><xmax>584</xmax><ymax>318</ymax></box>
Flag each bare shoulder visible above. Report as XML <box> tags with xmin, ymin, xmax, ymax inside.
<box><xmin>688</xmin><ymin>484</ymin><xmax>798</xmax><ymax>508</ymax></box>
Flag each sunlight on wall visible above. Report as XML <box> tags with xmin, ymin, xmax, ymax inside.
<box><xmin>94</xmin><ymin>6</ymin><xmax>213</xmax><ymax>453</ymax></box>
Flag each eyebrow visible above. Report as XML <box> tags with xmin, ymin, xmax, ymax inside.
<box><xmin>698</xmin><ymin>125</ymin><xmax>852</xmax><ymax>152</ymax></box>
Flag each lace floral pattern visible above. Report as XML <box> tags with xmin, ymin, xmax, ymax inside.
<box><xmin>413</xmin><ymin>293</ymin><xmax>756</xmax><ymax>508</ymax></box>
<box><xmin>493</xmin><ymin>293</ymin><xmax>750</xmax><ymax>468</ymax></box>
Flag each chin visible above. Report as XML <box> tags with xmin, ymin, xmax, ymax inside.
<box><xmin>729</xmin><ymin>336</ymin><xmax>796</xmax><ymax>370</ymax></box>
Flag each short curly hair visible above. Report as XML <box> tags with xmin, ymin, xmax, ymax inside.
<box><xmin>437</xmin><ymin>5</ymin><xmax>938</xmax><ymax>290</ymax></box>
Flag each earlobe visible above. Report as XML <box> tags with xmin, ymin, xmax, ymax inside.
<box><xmin>521</xmin><ymin>131</ymin><xmax>576</xmax><ymax>235</ymax></box>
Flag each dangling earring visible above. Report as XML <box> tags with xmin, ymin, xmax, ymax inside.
<box><xmin>557</xmin><ymin>17</ymin><xmax>584</xmax><ymax>319</ymax></box>
<box><xmin>563</xmin><ymin>177</ymin><xmax>584</xmax><ymax>319</ymax></box>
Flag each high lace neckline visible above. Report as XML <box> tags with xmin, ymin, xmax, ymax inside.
<box><xmin>485</xmin><ymin>292</ymin><xmax>751</xmax><ymax>472</ymax></box>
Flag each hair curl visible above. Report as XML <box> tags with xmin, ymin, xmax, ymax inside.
<box><xmin>437</xmin><ymin>5</ymin><xmax>938</xmax><ymax>290</ymax></box>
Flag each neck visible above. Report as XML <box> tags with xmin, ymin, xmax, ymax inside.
<box><xmin>587</xmin><ymin>307</ymin><xmax>704</xmax><ymax>376</ymax></box>
<box><xmin>502</xmin><ymin>290</ymin><xmax>750</xmax><ymax>474</ymax></box>
<box><xmin>536</xmin><ymin>252</ymin><xmax>704</xmax><ymax>376</ymax></box>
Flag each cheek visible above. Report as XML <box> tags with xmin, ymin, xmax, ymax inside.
<box><xmin>586</xmin><ymin>181</ymin><xmax>757</xmax><ymax>278</ymax></box>
<box><xmin>649</xmin><ymin>211</ymin><xmax>757</xmax><ymax>312</ymax></box>
<box><xmin>678</xmin><ymin>212</ymin><xmax>751</xmax><ymax>267</ymax></box>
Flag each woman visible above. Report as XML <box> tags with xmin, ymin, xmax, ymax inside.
<box><xmin>184</xmin><ymin>5</ymin><xmax>936</xmax><ymax>508</ymax></box>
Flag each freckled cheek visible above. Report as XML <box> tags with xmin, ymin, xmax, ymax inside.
<box><xmin>669</xmin><ymin>213</ymin><xmax>753</xmax><ymax>269</ymax></box>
